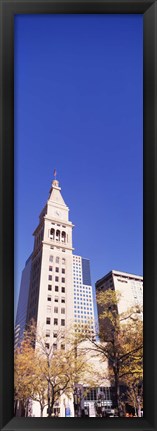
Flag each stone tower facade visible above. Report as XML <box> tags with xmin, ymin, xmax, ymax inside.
<box><xmin>26</xmin><ymin>178</ymin><xmax>74</xmax><ymax>344</ymax></box>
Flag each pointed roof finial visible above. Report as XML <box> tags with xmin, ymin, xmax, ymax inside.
<box><xmin>52</xmin><ymin>169</ymin><xmax>59</xmax><ymax>188</ymax></box>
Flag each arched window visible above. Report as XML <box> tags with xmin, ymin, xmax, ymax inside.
<box><xmin>61</xmin><ymin>231</ymin><xmax>66</xmax><ymax>243</ymax></box>
<box><xmin>50</xmin><ymin>228</ymin><xmax>55</xmax><ymax>240</ymax></box>
<box><xmin>56</xmin><ymin>230</ymin><xmax>60</xmax><ymax>242</ymax></box>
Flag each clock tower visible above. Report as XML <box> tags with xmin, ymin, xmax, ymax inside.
<box><xmin>26</xmin><ymin>176</ymin><xmax>74</xmax><ymax>346</ymax></box>
<box><xmin>15</xmin><ymin>174</ymin><xmax>98</xmax><ymax>417</ymax></box>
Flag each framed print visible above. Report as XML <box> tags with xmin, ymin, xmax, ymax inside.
<box><xmin>0</xmin><ymin>1</ymin><xmax>157</xmax><ymax>431</ymax></box>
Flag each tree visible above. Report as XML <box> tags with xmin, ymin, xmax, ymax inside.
<box><xmin>14</xmin><ymin>322</ymin><xmax>97</xmax><ymax>417</ymax></box>
<box><xmin>14</xmin><ymin>338</ymin><xmax>48</xmax><ymax>416</ymax></box>
<box><xmin>81</xmin><ymin>289</ymin><xmax>143</xmax><ymax>416</ymax></box>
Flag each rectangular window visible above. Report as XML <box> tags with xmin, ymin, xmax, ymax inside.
<box><xmin>61</xmin><ymin>308</ymin><xmax>65</xmax><ymax>314</ymax></box>
<box><xmin>48</xmin><ymin>275</ymin><xmax>52</xmax><ymax>281</ymax></box>
<box><xmin>55</xmin><ymin>267</ymin><xmax>59</xmax><ymax>273</ymax></box>
<box><xmin>62</xmin><ymin>277</ymin><xmax>65</xmax><ymax>283</ymax></box>
<box><xmin>53</xmin><ymin>332</ymin><xmax>57</xmax><ymax>338</ymax></box>
<box><xmin>62</xmin><ymin>268</ymin><xmax>65</xmax><ymax>274</ymax></box>
<box><xmin>61</xmin><ymin>287</ymin><xmax>65</xmax><ymax>293</ymax></box>
<box><xmin>56</xmin><ymin>257</ymin><xmax>59</xmax><ymax>263</ymax></box>
<box><xmin>45</xmin><ymin>343</ymin><xmax>49</xmax><ymax>349</ymax></box>
<box><xmin>55</xmin><ymin>276</ymin><xmax>59</xmax><ymax>282</ymax></box>
<box><xmin>48</xmin><ymin>285</ymin><xmax>52</xmax><ymax>291</ymax></box>
<box><xmin>46</xmin><ymin>330</ymin><xmax>50</xmax><ymax>337</ymax></box>
<box><xmin>55</xmin><ymin>286</ymin><xmax>59</xmax><ymax>292</ymax></box>
<box><xmin>47</xmin><ymin>296</ymin><xmax>51</xmax><ymax>301</ymax></box>
<box><xmin>53</xmin><ymin>343</ymin><xmax>57</xmax><ymax>350</ymax></box>
<box><xmin>62</xmin><ymin>258</ymin><xmax>65</xmax><ymax>264</ymax></box>
<box><xmin>61</xmin><ymin>298</ymin><xmax>65</xmax><ymax>303</ymax></box>
<box><xmin>49</xmin><ymin>266</ymin><xmax>53</xmax><ymax>271</ymax></box>
<box><xmin>54</xmin><ymin>318</ymin><xmax>58</xmax><ymax>325</ymax></box>
<box><xmin>61</xmin><ymin>344</ymin><xmax>65</xmax><ymax>350</ymax></box>
<box><xmin>61</xmin><ymin>319</ymin><xmax>65</xmax><ymax>326</ymax></box>
<box><xmin>54</xmin><ymin>307</ymin><xmax>58</xmax><ymax>313</ymax></box>
<box><xmin>46</xmin><ymin>317</ymin><xmax>51</xmax><ymax>325</ymax></box>
<box><xmin>49</xmin><ymin>256</ymin><xmax>53</xmax><ymax>262</ymax></box>
<box><xmin>54</xmin><ymin>298</ymin><xmax>58</xmax><ymax>303</ymax></box>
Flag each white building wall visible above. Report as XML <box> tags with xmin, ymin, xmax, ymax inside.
<box><xmin>112</xmin><ymin>270</ymin><xmax>143</xmax><ymax>316</ymax></box>
<box><xmin>36</xmin><ymin>180</ymin><xmax>74</xmax><ymax>341</ymax></box>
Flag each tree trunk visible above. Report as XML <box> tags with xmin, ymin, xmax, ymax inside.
<box><xmin>114</xmin><ymin>365</ymin><xmax>120</xmax><ymax>416</ymax></box>
<box><xmin>47</xmin><ymin>381</ymin><xmax>55</xmax><ymax>416</ymax></box>
<box><xmin>47</xmin><ymin>381</ymin><xmax>51</xmax><ymax>416</ymax></box>
<box><xmin>50</xmin><ymin>384</ymin><xmax>55</xmax><ymax>414</ymax></box>
<box><xmin>24</xmin><ymin>399</ymin><xmax>29</xmax><ymax>417</ymax></box>
<box><xmin>40</xmin><ymin>404</ymin><xmax>44</xmax><ymax>417</ymax></box>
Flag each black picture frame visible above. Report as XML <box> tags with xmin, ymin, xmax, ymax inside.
<box><xmin>0</xmin><ymin>0</ymin><xmax>157</xmax><ymax>430</ymax></box>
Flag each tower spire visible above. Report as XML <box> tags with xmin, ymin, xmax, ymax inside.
<box><xmin>51</xmin><ymin>168</ymin><xmax>60</xmax><ymax>190</ymax></box>
<box><xmin>53</xmin><ymin>168</ymin><xmax>57</xmax><ymax>179</ymax></box>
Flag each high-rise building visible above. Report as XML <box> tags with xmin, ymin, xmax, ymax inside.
<box><xmin>95</xmin><ymin>270</ymin><xmax>143</xmax><ymax>414</ymax></box>
<box><xmin>96</xmin><ymin>269</ymin><xmax>143</xmax><ymax>318</ymax></box>
<box><xmin>73</xmin><ymin>255</ymin><xmax>95</xmax><ymax>335</ymax></box>
<box><xmin>15</xmin><ymin>177</ymin><xmax>96</xmax><ymax>346</ymax></box>
<box><xmin>14</xmin><ymin>254</ymin><xmax>32</xmax><ymax>349</ymax></box>
<box><xmin>15</xmin><ymin>176</ymin><xmax>110</xmax><ymax>417</ymax></box>
<box><xmin>25</xmin><ymin>178</ymin><xmax>75</xmax><ymax>340</ymax></box>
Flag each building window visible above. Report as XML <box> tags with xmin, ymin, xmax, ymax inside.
<box><xmin>61</xmin><ymin>319</ymin><xmax>65</xmax><ymax>326</ymax></box>
<box><xmin>61</xmin><ymin>298</ymin><xmax>65</xmax><ymax>303</ymax></box>
<box><xmin>62</xmin><ymin>277</ymin><xmax>65</xmax><ymax>283</ymax></box>
<box><xmin>53</xmin><ymin>332</ymin><xmax>57</xmax><ymax>338</ymax></box>
<box><xmin>49</xmin><ymin>266</ymin><xmax>53</xmax><ymax>271</ymax></box>
<box><xmin>61</xmin><ymin>231</ymin><xmax>66</xmax><ymax>243</ymax></box>
<box><xmin>50</xmin><ymin>228</ymin><xmax>55</xmax><ymax>240</ymax></box>
<box><xmin>56</xmin><ymin>257</ymin><xmax>59</xmax><ymax>263</ymax></box>
<box><xmin>49</xmin><ymin>256</ymin><xmax>53</xmax><ymax>262</ymax></box>
<box><xmin>61</xmin><ymin>287</ymin><xmax>65</xmax><ymax>293</ymax></box>
<box><xmin>56</xmin><ymin>230</ymin><xmax>60</xmax><ymax>242</ymax></box>
<box><xmin>55</xmin><ymin>276</ymin><xmax>59</xmax><ymax>282</ymax></box>
<box><xmin>61</xmin><ymin>308</ymin><xmax>65</xmax><ymax>314</ymax></box>
<box><xmin>54</xmin><ymin>298</ymin><xmax>58</xmax><ymax>303</ymax></box>
<box><xmin>48</xmin><ymin>285</ymin><xmax>52</xmax><ymax>291</ymax></box>
<box><xmin>62</xmin><ymin>268</ymin><xmax>65</xmax><ymax>274</ymax></box>
<box><xmin>47</xmin><ymin>296</ymin><xmax>51</xmax><ymax>301</ymax></box>
<box><xmin>55</xmin><ymin>267</ymin><xmax>59</xmax><ymax>273</ymax></box>
<box><xmin>48</xmin><ymin>275</ymin><xmax>52</xmax><ymax>281</ymax></box>
<box><xmin>55</xmin><ymin>286</ymin><xmax>59</xmax><ymax>292</ymax></box>
<box><xmin>61</xmin><ymin>344</ymin><xmax>65</xmax><ymax>350</ymax></box>
<box><xmin>54</xmin><ymin>307</ymin><xmax>58</xmax><ymax>313</ymax></box>
<box><xmin>54</xmin><ymin>318</ymin><xmax>58</xmax><ymax>325</ymax></box>
<box><xmin>46</xmin><ymin>317</ymin><xmax>51</xmax><ymax>325</ymax></box>
<box><xmin>62</xmin><ymin>258</ymin><xmax>66</xmax><ymax>264</ymax></box>
<box><xmin>53</xmin><ymin>343</ymin><xmax>57</xmax><ymax>350</ymax></box>
<box><xmin>46</xmin><ymin>331</ymin><xmax>50</xmax><ymax>337</ymax></box>
<box><xmin>45</xmin><ymin>343</ymin><xmax>49</xmax><ymax>349</ymax></box>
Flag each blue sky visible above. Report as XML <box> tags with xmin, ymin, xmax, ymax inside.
<box><xmin>14</xmin><ymin>14</ymin><xmax>143</xmax><ymax>315</ymax></box>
